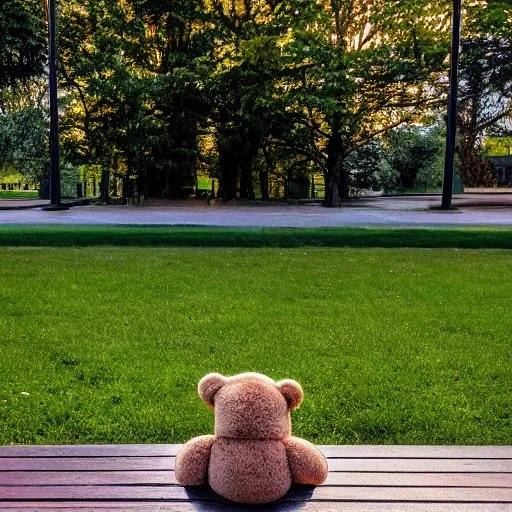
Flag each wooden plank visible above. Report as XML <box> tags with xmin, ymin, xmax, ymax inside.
<box><xmin>0</xmin><ymin>458</ymin><xmax>174</xmax><ymax>471</ymax></box>
<box><xmin>1</xmin><ymin>445</ymin><xmax>511</xmax><ymax>459</ymax></box>
<box><xmin>0</xmin><ymin>445</ymin><xmax>181</xmax><ymax>458</ymax></box>
<box><xmin>318</xmin><ymin>446</ymin><xmax>512</xmax><ymax>459</ymax></box>
<box><xmin>324</xmin><ymin>472</ymin><xmax>512</xmax><ymax>487</ymax></box>
<box><xmin>0</xmin><ymin>506</ymin><xmax>244</xmax><ymax>512</ymax></box>
<box><xmin>327</xmin><ymin>459</ymin><xmax>512</xmax><ymax>473</ymax></box>
<box><xmin>1</xmin><ymin>471</ymin><xmax>511</xmax><ymax>488</ymax></box>
<box><xmin>1</xmin><ymin>505</ymin><xmax>511</xmax><ymax>512</ymax></box>
<box><xmin>2</xmin><ymin>457</ymin><xmax>511</xmax><ymax>473</ymax></box>
<box><xmin>1</xmin><ymin>485</ymin><xmax>512</xmax><ymax>502</ymax></box>
<box><xmin>0</xmin><ymin>471</ymin><xmax>176</xmax><ymax>486</ymax></box>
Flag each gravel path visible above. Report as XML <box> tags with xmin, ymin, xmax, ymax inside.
<box><xmin>1</xmin><ymin>195</ymin><xmax>511</xmax><ymax>227</ymax></box>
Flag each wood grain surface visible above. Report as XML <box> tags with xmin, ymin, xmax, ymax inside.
<box><xmin>0</xmin><ymin>444</ymin><xmax>510</xmax><ymax>510</ymax></box>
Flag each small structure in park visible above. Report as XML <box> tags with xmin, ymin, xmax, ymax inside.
<box><xmin>489</xmin><ymin>156</ymin><xmax>512</xmax><ymax>187</ymax></box>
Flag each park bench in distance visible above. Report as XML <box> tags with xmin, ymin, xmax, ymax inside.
<box><xmin>0</xmin><ymin>444</ymin><xmax>511</xmax><ymax>510</ymax></box>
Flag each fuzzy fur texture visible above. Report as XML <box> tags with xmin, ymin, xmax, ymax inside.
<box><xmin>175</xmin><ymin>372</ymin><xmax>328</xmax><ymax>504</ymax></box>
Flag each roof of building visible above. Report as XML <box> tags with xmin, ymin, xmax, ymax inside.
<box><xmin>489</xmin><ymin>156</ymin><xmax>512</xmax><ymax>167</ymax></box>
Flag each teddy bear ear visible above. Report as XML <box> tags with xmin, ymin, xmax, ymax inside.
<box><xmin>198</xmin><ymin>373</ymin><xmax>227</xmax><ymax>409</ymax></box>
<box><xmin>276</xmin><ymin>379</ymin><xmax>303</xmax><ymax>410</ymax></box>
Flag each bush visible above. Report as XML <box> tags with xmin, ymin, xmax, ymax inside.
<box><xmin>60</xmin><ymin>165</ymin><xmax>81</xmax><ymax>199</ymax></box>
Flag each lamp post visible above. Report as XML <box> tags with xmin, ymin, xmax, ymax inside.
<box><xmin>441</xmin><ymin>0</ymin><xmax>462</xmax><ymax>210</ymax></box>
<box><xmin>46</xmin><ymin>0</ymin><xmax>61</xmax><ymax>205</ymax></box>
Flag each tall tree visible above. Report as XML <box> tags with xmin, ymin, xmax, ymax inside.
<box><xmin>268</xmin><ymin>0</ymin><xmax>451</xmax><ymax>205</ymax></box>
<box><xmin>0</xmin><ymin>0</ymin><xmax>46</xmax><ymax>89</ymax></box>
<box><xmin>204</xmin><ymin>0</ymin><xmax>292</xmax><ymax>200</ymax></box>
<box><xmin>456</xmin><ymin>1</ymin><xmax>512</xmax><ymax>186</ymax></box>
<box><xmin>58</xmin><ymin>0</ymin><xmax>209</xmax><ymax>198</ymax></box>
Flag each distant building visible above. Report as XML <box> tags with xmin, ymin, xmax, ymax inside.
<box><xmin>489</xmin><ymin>156</ymin><xmax>512</xmax><ymax>187</ymax></box>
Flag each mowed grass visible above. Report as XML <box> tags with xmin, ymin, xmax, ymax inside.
<box><xmin>0</xmin><ymin>225</ymin><xmax>512</xmax><ymax>249</ymax></box>
<box><xmin>0</xmin><ymin>191</ymin><xmax>39</xmax><ymax>199</ymax></box>
<box><xmin>0</xmin><ymin>244</ymin><xmax>511</xmax><ymax>446</ymax></box>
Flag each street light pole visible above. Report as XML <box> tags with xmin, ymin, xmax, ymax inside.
<box><xmin>441</xmin><ymin>0</ymin><xmax>462</xmax><ymax>210</ymax></box>
<box><xmin>47</xmin><ymin>0</ymin><xmax>61</xmax><ymax>205</ymax></box>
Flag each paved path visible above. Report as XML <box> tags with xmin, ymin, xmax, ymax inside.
<box><xmin>0</xmin><ymin>195</ymin><xmax>511</xmax><ymax>228</ymax></box>
<box><xmin>0</xmin><ymin>199</ymin><xmax>49</xmax><ymax>210</ymax></box>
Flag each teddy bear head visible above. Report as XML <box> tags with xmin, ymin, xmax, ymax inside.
<box><xmin>198</xmin><ymin>372</ymin><xmax>303</xmax><ymax>440</ymax></box>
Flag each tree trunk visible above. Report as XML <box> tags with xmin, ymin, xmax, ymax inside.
<box><xmin>338</xmin><ymin>166</ymin><xmax>349</xmax><ymax>200</ymax></box>
<box><xmin>459</xmin><ymin>132</ymin><xmax>496</xmax><ymax>187</ymax></box>
<box><xmin>457</xmin><ymin>91</ymin><xmax>496</xmax><ymax>187</ymax></box>
<box><xmin>324</xmin><ymin>136</ymin><xmax>343</xmax><ymax>207</ymax></box>
<box><xmin>218</xmin><ymin>136</ymin><xmax>239</xmax><ymax>201</ymax></box>
<box><xmin>122</xmin><ymin>155</ymin><xmax>133</xmax><ymax>204</ymax></box>
<box><xmin>260</xmin><ymin>145</ymin><xmax>272</xmax><ymax>201</ymax></box>
<box><xmin>324</xmin><ymin>172</ymin><xmax>341</xmax><ymax>207</ymax></box>
<box><xmin>100</xmin><ymin>170</ymin><xmax>110</xmax><ymax>203</ymax></box>
<box><xmin>239</xmin><ymin>132</ymin><xmax>258</xmax><ymax>200</ymax></box>
<box><xmin>239</xmin><ymin>148</ymin><xmax>254</xmax><ymax>200</ymax></box>
<box><xmin>259</xmin><ymin>169</ymin><xmax>269</xmax><ymax>201</ymax></box>
<box><xmin>164</xmin><ymin>162</ymin><xmax>171</xmax><ymax>198</ymax></box>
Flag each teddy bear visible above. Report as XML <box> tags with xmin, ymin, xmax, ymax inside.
<box><xmin>175</xmin><ymin>372</ymin><xmax>328</xmax><ymax>504</ymax></box>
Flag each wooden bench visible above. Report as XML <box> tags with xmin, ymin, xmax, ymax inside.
<box><xmin>1</xmin><ymin>444</ymin><xmax>511</xmax><ymax>510</ymax></box>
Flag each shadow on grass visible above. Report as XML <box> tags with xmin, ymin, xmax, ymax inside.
<box><xmin>0</xmin><ymin>225</ymin><xmax>511</xmax><ymax>249</ymax></box>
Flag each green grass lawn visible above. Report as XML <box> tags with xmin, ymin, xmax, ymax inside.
<box><xmin>0</xmin><ymin>225</ymin><xmax>511</xmax><ymax>249</ymax></box>
<box><xmin>1</xmin><ymin>237</ymin><xmax>511</xmax><ymax>446</ymax></box>
<box><xmin>0</xmin><ymin>191</ymin><xmax>39</xmax><ymax>199</ymax></box>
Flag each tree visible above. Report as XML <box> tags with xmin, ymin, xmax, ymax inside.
<box><xmin>457</xmin><ymin>37</ymin><xmax>512</xmax><ymax>186</ymax></box>
<box><xmin>456</xmin><ymin>2</ymin><xmax>512</xmax><ymax>186</ymax></box>
<box><xmin>264</xmin><ymin>0</ymin><xmax>451</xmax><ymax>205</ymax></box>
<box><xmin>204</xmin><ymin>0</ymin><xmax>292</xmax><ymax>200</ymax></box>
<box><xmin>0</xmin><ymin>0</ymin><xmax>46</xmax><ymax>88</ymax></box>
<box><xmin>58</xmin><ymin>0</ymin><xmax>210</xmax><ymax>199</ymax></box>
<box><xmin>0</xmin><ymin>107</ymin><xmax>49</xmax><ymax>185</ymax></box>
<box><xmin>382</xmin><ymin>127</ymin><xmax>442</xmax><ymax>190</ymax></box>
<box><xmin>345</xmin><ymin>141</ymin><xmax>383</xmax><ymax>192</ymax></box>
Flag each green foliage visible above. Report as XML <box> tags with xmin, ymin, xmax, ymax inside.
<box><xmin>483</xmin><ymin>137</ymin><xmax>512</xmax><ymax>156</ymax></box>
<box><xmin>264</xmin><ymin>0</ymin><xmax>452</xmax><ymax>203</ymax></box>
<box><xmin>58</xmin><ymin>0</ymin><xmax>210</xmax><ymax>197</ymax></box>
<box><xmin>0</xmin><ymin>190</ymin><xmax>38</xmax><ymax>198</ymax></box>
<box><xmin>345</xmin><ymin>142</ymin><xmax>384</xmax><ymax>191</ymax></box>
<box><xmin>2</xmin><ymin>0</ymin><xmax>505</xmax><ymax>199</ymax></box>
<box><xmin>0</xmin><ymin>107</ymin><xmax>49</xmax><ymax>185</ymax></box>
<box><xmin>0</xmin><ymin>171</ymin><xmax>23</xmax><ymax>184</ymax></box>
<box><xmin>60</xmin><ymin>165</ymin><xmax>81</xmax><ymax>199</ymax></box>
<box><xmin>0</xmin><ymin>0</ymin><xmax>46</xmax><ymax>87</ymax></box>
<box><xmin>51</xmin><ymin>0</ymin><xmax>458</xmax><ymax>202</ymax></box>
<box><xmin>457</xmin><ymin>4</ymin><xmax>512</xmax><ymax>185</ymax></box>
<box><xmin>382</xmin><ymin>127</ymin><xmax>443</xmax><ymax>190</ymax></box>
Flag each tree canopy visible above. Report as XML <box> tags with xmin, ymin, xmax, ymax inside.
<box><xmin>0</xmin><ymin>0</ymin><xmax>510</xmax><ymax>200</ymax></box>
<box><xmin>0</xmin><ymin>0</ymin><xmax>46</xmax><ymax>89</ymax></box>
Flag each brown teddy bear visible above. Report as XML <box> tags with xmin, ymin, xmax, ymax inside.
<box><xmin>175</xmin><ymin>372</ymin><xmax>328</xmax><ymax>504</ymax></box>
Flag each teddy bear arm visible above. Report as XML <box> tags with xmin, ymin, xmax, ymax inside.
<box><xmin>175</xmin><ymin>435</ymin><xmax>216</xmax><ymax>486</ymax></box>
<box><xmin>284</xmin><ymin>436</ymin><xmax>328</xmax><ymax>485</ymax></box>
